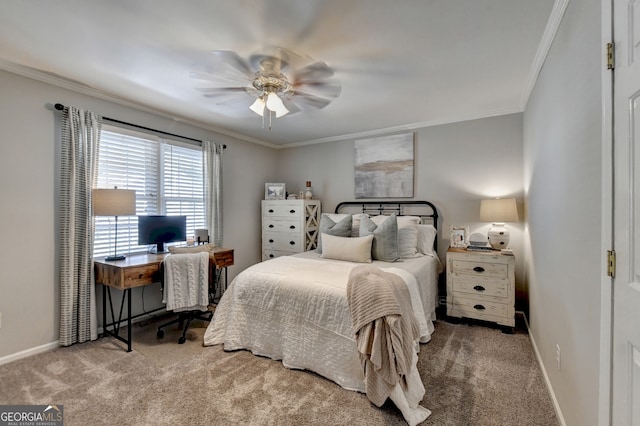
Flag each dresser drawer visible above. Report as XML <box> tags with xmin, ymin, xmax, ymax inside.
<box><xmin>451</xmin><ymin>259</ymin><xmax>507</xmax><ymax>279</ymax></box>
<box><xmin>263</xmin><ymin>218</ymin><xmax>302</xmax><ymax>233</ymax></box>
<box><xmin>262</xmin><ymin>249</ymin><xmax>292</xmax><ymax>261</ymax></box>
<box><xmin>449</xmin><ymin>294</ymin><xmax>511</xmax><ymax>320</ymax></box>
<box><xmin>451</xmin><ymin>275</ymin><xmax>510</xmax><ymax>299</ymax></box>
<box><xmin>263</xmin><ymin>202</ymin><xmax>304</xmax><ymax>218</ymax></box>
<box><xmin>263</xmin><ymin>233</ymin><xmax>304</xmax><ymax>252</ymax></box>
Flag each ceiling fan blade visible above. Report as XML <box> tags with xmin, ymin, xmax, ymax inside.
<box><xmin>189</xmin><ymin>71</ymin><xmax>251</xmax><ymax>87</ymax></box>
<box><xmin>292</xmin><ymin>92</ymin><xmax>334</xmax><ymax>109</ymax></box>
<box><xmin>196</xmin><ymin>87</ymin><xmax>250</xmax><ymax>94</ymax></box>
<box><xmin>281</xmin><ymin>97</ymin><xmax>301</xmax><ymax>115</ymax></box>
<box><xmin>294</xmin><ymin>82</ymin><xmax>341</xmax><ymax>100</ymax></box>
<box><xmin>294</xmin><ymin>61</ymin><xmax>335</xmax><ymax>82</ymax></box>
<box><xmin>211</xmin><ymin>50</ymin><xmax>252</xmax><ymax>76</ymax></box>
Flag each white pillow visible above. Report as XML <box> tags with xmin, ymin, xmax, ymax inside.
<box><xmin>416</xmin><ymin>224</ymin><xmax>437</xmax><ymax>256</ymax></box>
<box><xmin>398</xmin><ymin>226</ymin><xmax>420</xmax><ymax>258</ymax></box>
<box><xmin>320</xmin><ymin>234</ymin><xmax>373</xmax><ymax>263</ymax></box>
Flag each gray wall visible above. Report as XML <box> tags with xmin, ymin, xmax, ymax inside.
<box><xmin>523</xmin><ymin>0</ymin><xmax>603</xmax><ymax>424</ymax></box>
<box><xmin>277</xmin><ymin>114</ymin><xmax>526</xmax><ymax>305</ymax></box>
<box><xmin>0</xmin><ymin>69</ymin><xmax>277</xmax><ymax>359</ymax></box>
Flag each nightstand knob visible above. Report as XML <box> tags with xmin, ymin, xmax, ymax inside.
<box><xmin>473</xmin><ymin>285</ymin><xmax>485</xmax><ymax>292</ymax></box>
<box><xmin>473</xmin><ymin>304</ymin><xmax>486</xmax><ymax>310</ymax></box>
<box><xmin>473</xmin><ymin>266</ymin><xmax>485</xmax><ymax>273</ymax></box>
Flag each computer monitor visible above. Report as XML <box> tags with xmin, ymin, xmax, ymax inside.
<box><xmin>138</xmin><ymin>215</ymin><xmax>187</xmax><ymax>253</ymax></box>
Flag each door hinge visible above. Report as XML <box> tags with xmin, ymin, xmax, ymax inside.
<box><xmin>607</xmin><ymin>42</ymin><xmax>615</xmax><ymax>70</ymax></box>
<box><xmin>607</xmin><ymin>249</ymin><xmax>616</xmax><ymax>278</ymax></box>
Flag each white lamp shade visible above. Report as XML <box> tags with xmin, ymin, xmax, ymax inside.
<box><xmin>249</xmin><ymin>97</ymin><xmax>265</xmax><ymax>116</ymax></box>
<box><xmin>92</xmin><ymin>188</ymin><xmax>136</xmax><ymax>216</ymax></box>
<box><xmin>266</xmin><ymin>92</ymin><xmax>289</xmax><ymax>117</ymax></box>
<box><xmin>479</xmin><ymin>198</ymin><xmax>519</xmax><ymax>223</ymax></box>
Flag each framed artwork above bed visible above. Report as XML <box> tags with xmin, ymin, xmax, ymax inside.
<box><xmin>354</xmin><ymin>132</ymin><xmax>414</xmax><ymax>198</ymax></box>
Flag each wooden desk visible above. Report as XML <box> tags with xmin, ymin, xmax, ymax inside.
<box><xmin>94</xmin><ymin>248</ymin><xmax>234</xmax><ymax>351</ymax></box>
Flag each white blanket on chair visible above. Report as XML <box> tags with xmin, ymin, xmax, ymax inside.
<box><xmin>163</xmin><ymin>252</ymin><xmax>209</xmax><ymax>312</ymax></box>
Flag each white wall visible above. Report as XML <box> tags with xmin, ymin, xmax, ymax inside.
<box><xmin>277</xmin><ymin>114</ymin><xmax>527</xmax><ymax>305</ymax></box>
<box><xmin>0</xmin><ymin>69</ymin><xmax>278</xmax><ymax>359</ymax></box>
<box><xmin>523</xmin><ymin>0</ymin><xmax>602</xmax><ymax>424</ymax></box>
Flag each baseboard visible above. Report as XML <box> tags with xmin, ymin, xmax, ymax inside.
<box><xmin>0</xmin><ymin>310</ymin><xmax>170</xmax><ymax>367</ymax></box>
<box><xmin>0</xmin><ymin>341</ymin><xmax>59</xmax><ymax>367</ymax></box>
<box><xmin>518</xmin><ymin>310</ymin><xmax>567</xmax><ymax>426</ymax></box>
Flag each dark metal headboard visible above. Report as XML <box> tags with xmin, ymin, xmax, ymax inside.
<box><xmin>334</xmin><ymin>200</ymin><xmax>440</xmax><ymax>251</ymax></box>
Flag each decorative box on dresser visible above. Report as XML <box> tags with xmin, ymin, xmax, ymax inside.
<box><xmin>262</xmin><ymin>199</ymin><xmax>321</xmax><ymax>260</ymax></box>
<box><xmin>446</xmin><ymin>247</ymin><xmax>515</xmax><ymax>330</ymax></box>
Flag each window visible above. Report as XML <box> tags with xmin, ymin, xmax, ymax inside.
<box><xmin>94</xmin><ymin>126</ymin><xmax>205</xmax><ymax>257</ymax></box>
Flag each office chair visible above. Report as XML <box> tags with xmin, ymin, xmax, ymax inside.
<box><xmin>156</xmin><ymin>251</ymin><xmax>213</xmax><ymax>344</ymax></box>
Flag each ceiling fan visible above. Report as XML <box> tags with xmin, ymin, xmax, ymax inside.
<box><xmin>190</xmin><ymin>47</ymin><xmax>341</xmax><ymax>127</ymax></box>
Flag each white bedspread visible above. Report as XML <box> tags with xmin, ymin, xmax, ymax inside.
<box><xmin>203</xmin><ymin>252</ymin><xmax>439</xmax><ymax>394</ymax></box>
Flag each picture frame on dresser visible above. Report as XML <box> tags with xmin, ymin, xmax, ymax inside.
<box><xmin>265</xmin><ymin>183</ymin><xmax>286</xmax><ymax>200</ymax></box>
<box><xmin>449</xmin><ymin>225</ymin><xmax>469</xmax><ymax>248</ymax></box>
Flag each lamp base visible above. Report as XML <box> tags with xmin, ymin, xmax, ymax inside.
<box><xmin>487</xmin><ymin>223</ymin><xmax>510</xmax><ymax>249</ymax></box>
<box><xmin>105</xmin><ymin>254</ymin><xmax>126</xmax><ymax>261</ymax></box>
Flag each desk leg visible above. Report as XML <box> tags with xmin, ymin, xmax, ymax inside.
<box><xmin>126</xmin><ymin>288</ymin><xmax>132</xmax><ymax>352</ymax></box>
<box><xmin>102</xmin><ymin>284</ymin><xmax>107</xmax><ymax>338</ymax></box>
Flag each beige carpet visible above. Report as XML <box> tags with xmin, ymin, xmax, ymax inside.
<box><xmin>0</xmin><ymin>316</ymin><xmax>558</xmax><ymax>426</ymax></box>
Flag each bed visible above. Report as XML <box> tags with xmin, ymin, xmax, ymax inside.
<box><xmin>204</xmin><ymin>201</ymin><xmax>441</xmax><ymax>424</ymax></box>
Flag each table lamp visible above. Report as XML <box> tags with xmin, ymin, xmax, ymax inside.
<box><xmin>93</xmin><ymin>187</ymin><xmax>136</xmax><ymax>261</ymax></box>
<box><xmin>479</xmin><ymin>198</ymin><xmax>519</xmax><ymax>249</ymax></box>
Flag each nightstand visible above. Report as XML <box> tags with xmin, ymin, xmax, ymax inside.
<box><xmin>446</xmin><ymin>247</ymin><xmax>515</xmax><ymax>328</ymax></box>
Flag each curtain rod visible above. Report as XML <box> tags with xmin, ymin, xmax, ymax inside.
<box><xmin>54</xmin><ymin>103</ymin><xmax>226</xmax><ymax>149</ymax></box>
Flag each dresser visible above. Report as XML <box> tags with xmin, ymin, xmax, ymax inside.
<box><xmin>262</xmin><ymin>199</ymin><xmax>321</xmax><ymax>260</ymax></box>
<box><xmin>446</xmin><ymin>247</ymin><xmax>515</xmax><ymax>328</ymax></box>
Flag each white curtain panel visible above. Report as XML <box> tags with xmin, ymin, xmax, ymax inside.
<box><xmin>59</xmin><ymin>106</ymin><xmax>101</xmax><ymax>346</ymax></box>
<box><xmin>203</xmin><ymin>141</ymin><xmax>223</xmax><ymax>246</ymax></box>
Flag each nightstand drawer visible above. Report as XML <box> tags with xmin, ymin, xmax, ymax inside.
<box><xmin>263</xmin><ymin>233</ymin><xmax>303</xmax><ymax>252</ymax></box>
<box><xmin>452</xmin><ymin>259</ymin><xmax>507</xmax><ymax>278</ymax></box>
<box><xmin>451</xmin><ymin>275</ymin><xmax>510</xmax><ymax>298</ymax></box>
<box><xmin>450</xmin><ymin>294</ymin><xmax>510</xmax><ymax>318</ymax></box>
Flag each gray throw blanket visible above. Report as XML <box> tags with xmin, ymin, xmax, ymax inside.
<box><xmin>347</xmin><ymin>265</ymin><xmax>420</xmax><ymax>407</ymax></box>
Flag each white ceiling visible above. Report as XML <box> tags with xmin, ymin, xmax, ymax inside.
<box><xmin>0</xmin><ymin>0</ymin><xmax>556</xmax><ymax>147</ymax></box>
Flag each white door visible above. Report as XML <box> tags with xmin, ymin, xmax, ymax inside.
<box><xmin>613</xmin><ymin>0</ymin><xmax>640</xmax><ymax>423</ymax></box>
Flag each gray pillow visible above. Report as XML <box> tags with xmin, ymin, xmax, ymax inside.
<box><xmin>317</xmin><ymin>214</ymin><xmax>352</xmax><ymax>253</ymax></box>
<box><xmin>359</xmin><ymin>213</ymin><xmax>399</xmax><ymax>262</ymax></box>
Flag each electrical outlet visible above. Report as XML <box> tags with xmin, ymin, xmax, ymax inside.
<box><xmin>555</xmin><ymin>344</ymin><xmax>561</xmax><ymax>371</ymax></box>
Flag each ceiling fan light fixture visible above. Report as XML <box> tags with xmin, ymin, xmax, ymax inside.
<box><xmin>249</xmin><ymin>97</ymin><xmax>265</xmax><ymax>116</ymax></box>
<box><xmin>266</xmin><ymin>91</ymin><xmax>289</xmax><ymax>117</ymax></box>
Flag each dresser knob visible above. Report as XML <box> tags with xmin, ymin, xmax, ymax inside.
<box><xmin>289</xmin><ymin>209</ymin><xmax>296</xmax><ymax>214</ymax></box>
<box><xmin>290</xmin><ymin>225</ymin><xmax>296</xmax><ymax>229</ymax></box>
<box><xmin>473</xmin><ymin>304</ymin><xmax>486</xmax><ymax>310</ymax></box>
<box><xmin>269</xmin><ymin>254</ymin><xmax>274</xmax><ymax>258</ymax></box>
<box><xmin>289</xmin><ymin>241</ymin><xmax>296</xmax><ymax>245</ymax></box>
<box><xmin>268</xmin><ymin>209</ymin><xmax>274</xmax><ymax>213</ymax></box>
<box><xmin>268</xmin><ymin>224</ymin><xmax>274</xmax><ymax>228</ymax></box>
<box><xmin>473</xmin><ymin>285</ymin><xmax>485</xmax><ymax>292</ymax></box>
<box><xmin>473</xmin><ymin>266</ymin><xmax>485</xmax><ymax>273</ymax></box>
<box><xmin>269</xmin><ymin>239</ymin><xmax>274</xmax><ymax>243</ymax></box>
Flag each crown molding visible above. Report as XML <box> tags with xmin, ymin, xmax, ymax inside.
<box><xmin>0</xmin><ymin>59</ymin><xmax>277</xmax><ymax>149</ymax></box>
<box><xmin>279</xmin><ymin>106</ymin><xmax>523</xmax><ymax>149</ymax></box>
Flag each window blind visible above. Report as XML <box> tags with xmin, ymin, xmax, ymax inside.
<box><xmin>94</xmin><ymin>127</ymin><xmax>205</xmax><ymax>257</ymax></box>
